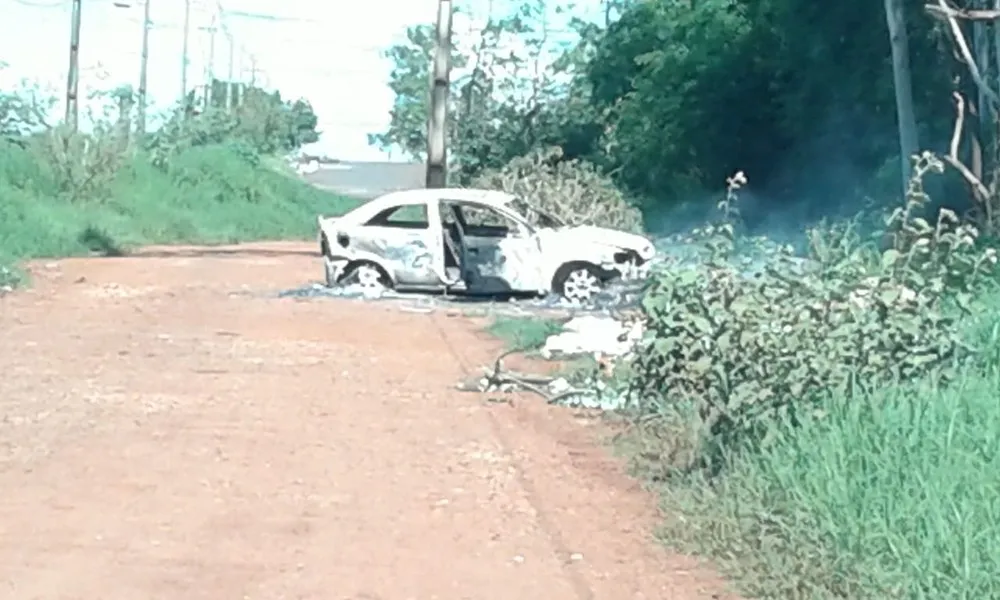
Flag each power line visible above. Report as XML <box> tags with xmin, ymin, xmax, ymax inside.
<box><xmin>8</xmin><ymin>0</ymin><xmax>70</xmax><ymax>6</ymax></box>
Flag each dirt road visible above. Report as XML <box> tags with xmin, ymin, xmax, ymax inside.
<box><xmin>0</xmin><ymin>242</ymin><xmax>732</xmax><ymax>600</ymax></box>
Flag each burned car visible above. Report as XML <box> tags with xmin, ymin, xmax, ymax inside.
<box><xmin>316</xmin><ymin>188</ymin><xmax>655</xmax><ymax>303</ymax></box>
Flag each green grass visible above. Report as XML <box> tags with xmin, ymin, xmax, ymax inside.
<box><xmin>0</xmin><ymin>142</ymin><xmax>358</xmax><ymax>280</ymax></box>
<box><xmin>485</xmin><ymin>316</ymin><xmax>563</xmax><ymax>350</ymax></box>
<box><xmin>640</xmin><ymin>368</ymin><xmax>1000</xmax><ymax>600</ymax></box>
<box><xmin>617</xmin><ymin>284</ymin><xmax>1000</xmax><ymax>599</ymax></box>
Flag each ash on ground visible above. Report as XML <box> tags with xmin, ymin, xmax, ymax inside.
<box><xmin>275</xmin><ymin>279</ymin><xmax>646</xmax><ymax>313</ymax></box>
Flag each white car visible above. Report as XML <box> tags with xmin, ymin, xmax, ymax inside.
<box><xmin>316</xmin><ymin>188</ymin><xmax>655</xmax><ymax>303</ymax></box>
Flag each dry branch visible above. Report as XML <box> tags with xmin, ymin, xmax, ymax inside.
<box><xmin>457</xmin><ymin>346</ymin><xmax>591</xmax><ymax>405</ymax></box>
<box><xmin>928</xmin><ymin>0</ymin><xmax>1000</xmax><ymax>113</ymax></box>
<box><xmin>926</xmin><ymin>4</ymin><xmax>1000</xmax><ymax>21</ymax></box>
<box><xmin>943</xmin><ymin>91</ymin><xmax>992</xmax><ymax>204</ymax></box>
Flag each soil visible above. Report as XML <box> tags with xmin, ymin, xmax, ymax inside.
<box><xmin>0</xmin><ymin>242</ymin><xmax>737</xmax><ymax>600</ymax></box>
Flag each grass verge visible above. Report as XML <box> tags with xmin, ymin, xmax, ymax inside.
<box><xmin>485</xmin><ymin>315</ymin><xmax>563</xmax><ymax>350</ymax></box>
<box><xmin>622</xmin><ymin>366</ymin><xmax>1000</xmax><ymax>599</ymax></box>
<box><xmin>0</xmin><ymin>143</ymin><xmax>358</xmax><ymax>282</ymax></box>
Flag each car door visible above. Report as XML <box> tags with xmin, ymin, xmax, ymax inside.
<box><xmin>442</xmin><ymin>199</ymin><xmax>545</xmax><ymax>294</ymax></box>
<box><xmin>356</xmin><ymin>201</ymin><xmax>443</xmax><ymax>287</ymax></box>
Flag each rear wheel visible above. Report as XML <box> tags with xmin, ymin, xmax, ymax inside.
<box><xmin>340</xmin><ymin>261</ymin><xmax>392</xmax><ymax>291</ymax></box>
<box><xmin>552</xmin><ymin>262</ymin><xmax>603</xmax><ymax>303</ymax></box>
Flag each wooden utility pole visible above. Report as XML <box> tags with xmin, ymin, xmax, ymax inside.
<box><xmin>180</xmin><ymin>0</ymin><xmax>191</xmax><ymax>110</ymax></box>
<box><xmin>65</xmin><ymin>0</ymin><xmax>82</xmax><ymax>130</ymax></box>
<box><xmin>426</xmin><ymin>0</ymin><xmax>453</xmax><ymax>189</ymax></box>
<box><xmin>137</xmin><ymin>0</ymin><xmax>151</xmax><ymax>135</ymax></box>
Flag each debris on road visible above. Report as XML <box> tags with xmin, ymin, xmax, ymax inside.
<box><xmin>460</xmin><ymin>312</ymin><xmax>644</xmax><ymax>411</ymax></box>
<box><xmin>539</xmin><ymin>314</ymin><xmax>644</xmax><ymax>359</ymax></box>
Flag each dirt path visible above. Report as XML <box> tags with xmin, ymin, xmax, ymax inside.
<box><xmin>0</xmin><ymin>242</ymin><xmax>734</xmax><ymax>600</ymax></box>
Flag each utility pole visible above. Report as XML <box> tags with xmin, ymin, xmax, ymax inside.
<box><xmin>204</xmin><ymin>15</ymin><xmax>217</xmax><ymax>109</ymax></box>
<box><xmin>180</xmin><ymin>0</ymin><xmax>191</xmax><ymax>111</ymax></box>
<box><xmin>426</xmin><ymin>0</ymin><xmax>453</xmax><ymax>189</ymax></box>
<box><xmin>137</xmin><ymin>0</ymin><xmax>151</xmax><ymax>136</ymax></box>
<box><xmin>225</xmin><ymin>31</ymin><xmax>235</xmax><ymax>110</ymax></box>
<box><xmin>65</xmin><ymin>0</ymin><xmax>82</xmax><ymax>130</ymax></box>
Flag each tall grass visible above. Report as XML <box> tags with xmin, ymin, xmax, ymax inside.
<box><xmin>0</xmin><ymin>140</ymin><xmax>357</xmax><ymax>280</ymax></box>
<box><xmin>642</xmin><ymin>364</ymin><xmax>1000</xmax><ymax>599</ymax></box>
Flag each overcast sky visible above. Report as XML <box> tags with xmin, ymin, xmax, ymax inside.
<box><xmin>0</xmin><ymin>0</ymin><xmax>602</xmax><ymax>161</ymax></box>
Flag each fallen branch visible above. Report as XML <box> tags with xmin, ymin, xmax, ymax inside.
<box><xmin>457</xmin><ymin>346</ymin><xmax>593</xmax><ymax>404</ymax></box>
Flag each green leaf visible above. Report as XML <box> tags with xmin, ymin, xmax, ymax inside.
<box><xmin>881</xmin><ymin>249</ymin><xmax>902</xmax><ymax>270</ymax></box>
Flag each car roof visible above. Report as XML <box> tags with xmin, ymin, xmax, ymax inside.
<box><xmin>366</xmin><ymin>187</ymin><xmax>516</xmax><ymax>209</ymax></box>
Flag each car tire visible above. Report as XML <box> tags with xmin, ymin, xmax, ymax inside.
<box><xmin>552</xmin><ymin>262</ymin><xmax>604</xmax><ymax>304</ymax></box>
<box><xmin>340</xmin><ymin>260</ymin><xmax>393</xmax><ymax>290</ymax></box>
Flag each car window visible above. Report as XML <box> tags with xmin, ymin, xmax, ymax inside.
<box><xmin>449</xmin><ymin>202</ymin><xmax>512</xmax><ymax>229</ymax></box>
<box><xmin>364</xmin><ymin>204</ymin><xmax>429</xmax><ymax>229</ymax></box>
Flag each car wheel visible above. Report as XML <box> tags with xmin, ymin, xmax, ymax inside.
<box><xmin>553</xmin><ymin>262</ymin><xmax>603</xmax><ymax>304</ymax></box>
<box><xmin>340</xmin><ymin>261</ymin><xmax>392</xmax><ymax>291</ymax></box>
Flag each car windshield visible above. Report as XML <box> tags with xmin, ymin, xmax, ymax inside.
<box><xmin>507</xmin><ymin>196</ymin><xmax>566</xmax><ymax>228</ymax></box>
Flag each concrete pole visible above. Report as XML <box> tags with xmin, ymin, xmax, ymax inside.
<box><xmin>425</xmin><ymin>0</ymin><xmax>453</xmax><ymax>189</ymax></box>
<box><xmin>65</xmin><ymin>0</ymin><xmax>82</xmax><ymax>130</ymax></box>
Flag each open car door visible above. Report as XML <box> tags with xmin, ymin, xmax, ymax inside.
<box><xmin>441</xmin><ymin>199</ymin><xmax>545</xmax><ymax>295</ymax></box>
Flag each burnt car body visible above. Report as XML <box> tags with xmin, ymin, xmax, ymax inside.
<box><xmin>316</xmin><ymin>188</ymin><xmax>655</xmax><ymax>303</ymax></box>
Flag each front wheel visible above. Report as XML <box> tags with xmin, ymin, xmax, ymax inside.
<box><xmin>552</xmin><ymin>262</ymin><xmax>604</xmax><ymax>304</ymax></box>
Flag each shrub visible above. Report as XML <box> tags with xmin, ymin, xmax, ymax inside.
<box><xmin>471</xmin><ymin>146</ymin><xmax>644</xmax><ymax>232</ymax></box>
<box><xmin>627</xmin><ymin>154</ymin><xmax>998</xmax><ymax>450</ymax></box>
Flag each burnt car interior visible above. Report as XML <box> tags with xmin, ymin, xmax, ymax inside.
<box><xmin>357</xmin><ymin>199</ymin><xmax>531</xmax><ymax>283</ymax></box>
<box><xmin>441</xmin><ymin>204</ymin><xmax>466</xmax><ymax>271</ymax></box>
<box><xmin>364</xmin><ymin>204</ymin><xmax>430</xmax><ymax>229</ymax></box>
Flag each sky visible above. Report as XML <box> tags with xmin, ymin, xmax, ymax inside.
<box><xmin>0</xmin><ymin>0</ymin><xmax>603</xmax><ymax>161</ymax></box>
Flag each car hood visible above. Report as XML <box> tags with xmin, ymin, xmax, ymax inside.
<box><xmin>540</xmin><ymin>225</ymin><xmax>655</xmax><ymax>259</ymax></box>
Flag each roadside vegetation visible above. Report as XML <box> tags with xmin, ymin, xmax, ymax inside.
<box><xmin>0</xmin><ymin>75</ymin><xmax>353</xmax><ymax>286</ymax></box>
<box><xmin>377</xmin><ymin>1</ymin><xmax>1000</xmax><ymax>597</ymax></box>
<box><xmin>485</xmin><ymin>315</ymin><xmax>564</xmax><ymax>350</ymax></box>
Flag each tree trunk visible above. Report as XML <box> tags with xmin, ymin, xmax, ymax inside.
<box><xmin>883</xmin><ymin>0</ymin><xmax>920</xmax><ymax>194</ymax></box>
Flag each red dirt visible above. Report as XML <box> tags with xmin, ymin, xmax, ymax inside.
<box><xmin>0</xmin><ymin>242</ymin><xmax>736</xmax><ymax>600</ymax></box>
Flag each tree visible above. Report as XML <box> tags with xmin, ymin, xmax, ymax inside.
<box><xmin>367</xmin><ymin>24</ymin><xmax>465</xmax><ymax>160</ymax></box>
<box><xmin>369</xmin><ymin>1</ymin><xmax>601</xmax><ymax>183</ymax></box>
<box><xmin>884</xmin><ymin>0</ymin><xmax>919</xmax><ymax>193</ymax></box>
<box><xmin>148</xmin><ymin>83</ymin><xmax>321</xmax><ymax>164</ymax></box>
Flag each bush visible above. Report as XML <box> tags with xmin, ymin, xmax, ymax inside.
<box><xmin>471</xmin><ymin>146</ymin><xmax>644</xmax><ymax>232</ymax></box>
<box><xmin>628</xmin><ymin>155</ymin><xmax>997</xmax><ymax>451</ymax></box>
<box><xmin>620</xmin><ymin>154</ymin><xmax>1000</xmax><ymax>599</ymax></box>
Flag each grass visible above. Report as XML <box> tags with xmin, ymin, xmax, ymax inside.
<box><xmin>638</xmin><ymin>369</ymin><xmax>1000</xmax><ymax>599</ymax></box>
<box><xmin>0</xmin><ymin>141</ymin><xmax>358</xmax><ymax>281</ymax></box>
<box><xmin>620</xmin><ymin>297</ymin><xmax>1000</xmax><ymax>599</ymax></box>
<box><xmin>485</xmin><ymin>315</ymin><xmax>563</xmax><ymax>350</ymax></box>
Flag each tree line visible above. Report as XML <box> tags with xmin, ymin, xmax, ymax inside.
<box><xmin>373</xmin><ymin>0</ymin><xmax>1000</xmax><ymax>235</ymax></box>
